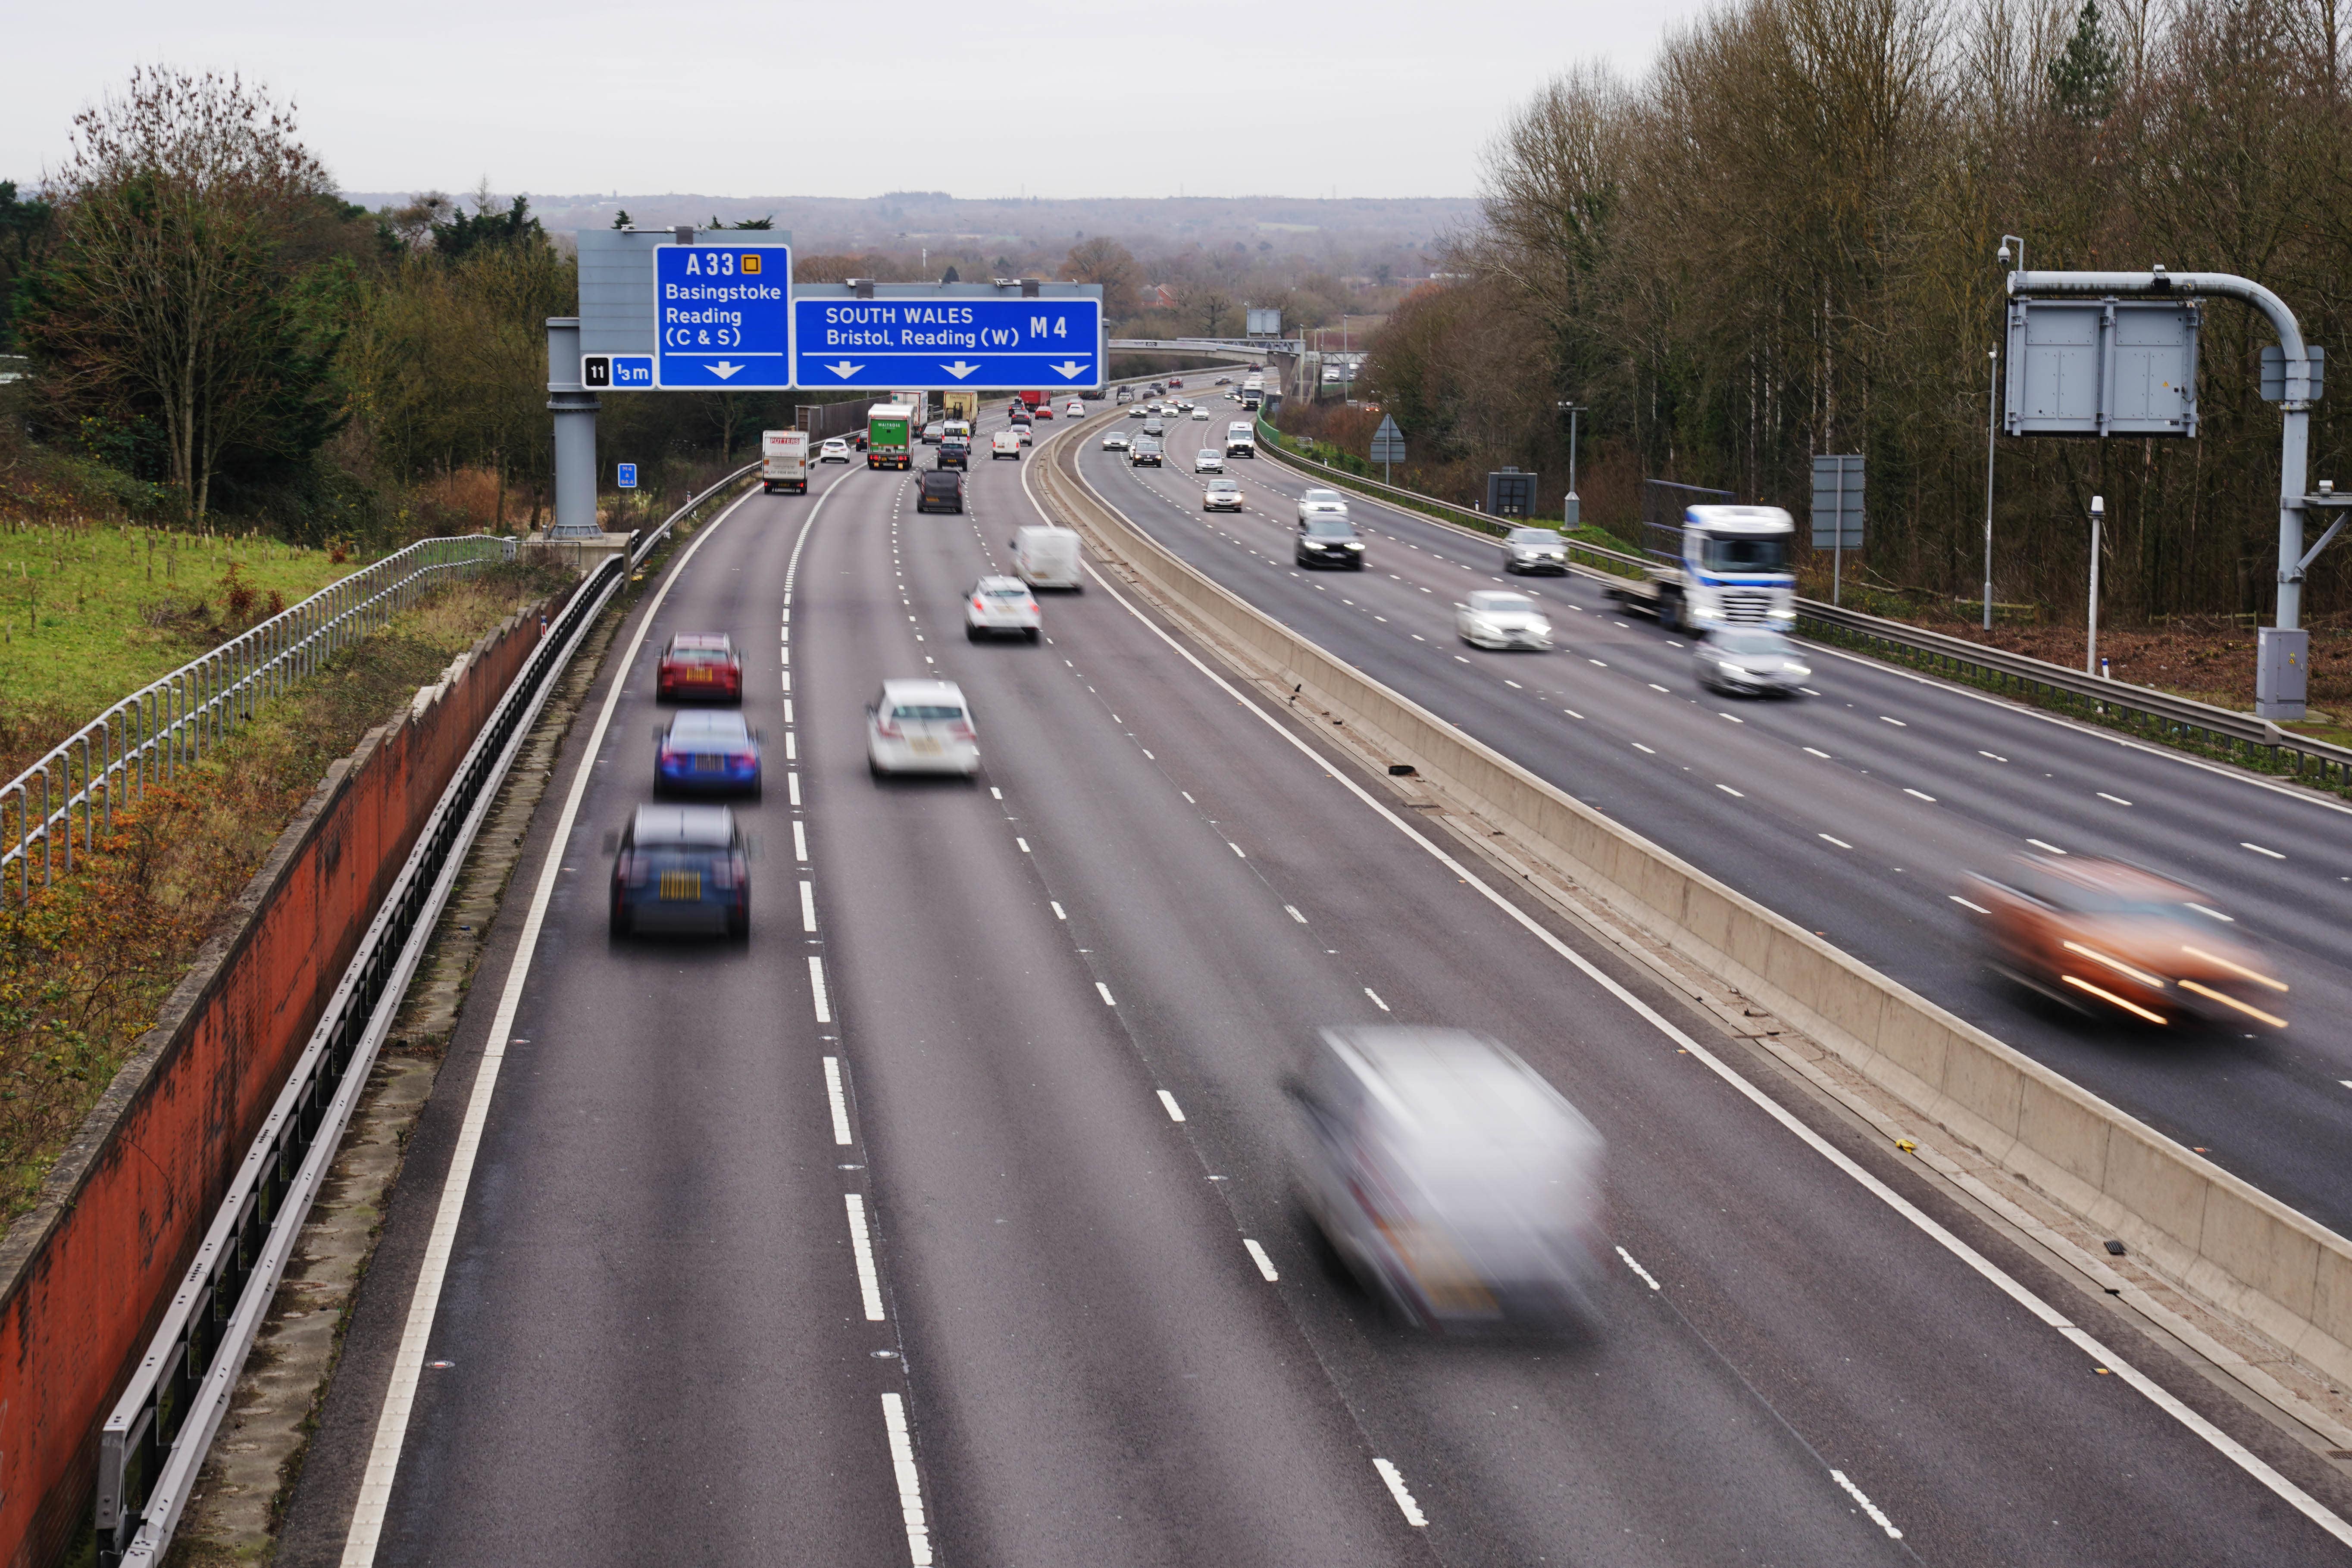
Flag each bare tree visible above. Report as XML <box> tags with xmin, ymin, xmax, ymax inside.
<box><xmin>1062</xmin><ymin>236</ymin><xmax>1142</xmax><ymax>316</ymax></box>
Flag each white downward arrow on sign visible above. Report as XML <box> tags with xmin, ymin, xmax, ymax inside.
<box><xmin>1049</xmin><ymin>361</ymin><xmax>1091</xmax><ymax>379</ymax></box>
<box><xmin>706</xmin><ymin>361</ymin><xmax>745</xmax><ymax>379</ymax></box>
<box><xmin>940</xmin><ymin>361</ymin><xmax>982</xmax><ymax>380</ymax></box>
<box><xmin>821</xmin><ymin>360</ymin><xmax>864</xmax><ymax>378</ymax></box>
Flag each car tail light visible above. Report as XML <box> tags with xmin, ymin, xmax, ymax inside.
<box><xmin>729</xmin><ymin>753</ymin><xmax>754</xmax><ymax>769</ymax></box>
<box><xmin>659</xmin><ymin>748</ymin><xmax>680</xmax><ymax>767</ymax></box>
<box><xmin>973</xmin><ymin>596</ymin><xmax>985</xmax><ymax>611</ymax></box>
<box><xmin>616</xmin><ymin>852</ymin><xmax>633</xmax><ymax>882</ymax></box>
<box><xmin>947</xmin><ymin>718</ymin><xmax>976</xmax><ymax>740</ymax></box>
<box><xmin>876</xmin><ymin>713</ymin><xmax>903</xmax><ymax>738</ymax></box>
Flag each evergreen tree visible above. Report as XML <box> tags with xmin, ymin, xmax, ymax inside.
<box><xmin>2049</xmin><ymin>0</ymin><xmax>2121</xmax><ymax>125</ymax></box>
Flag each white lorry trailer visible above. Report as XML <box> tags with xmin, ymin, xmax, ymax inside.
<box><xmin>760</xmin><ymin>429</ymin><xmax>810</xmax><ymax>494</ymax></box>
<box><xmin>1604</xmin><ymin>505</ymin><xmax>1797</xmax><ymax>634</ymax></box>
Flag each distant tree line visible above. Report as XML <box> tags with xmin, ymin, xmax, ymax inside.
<box><xmin>1369</xmin><ymin>0</ymin><xmax>2352</xmax><ymax>624</ymax></box>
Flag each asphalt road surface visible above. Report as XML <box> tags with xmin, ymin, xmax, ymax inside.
<box><xmin>1075</xmin><ymin>404</ymin><xmax>2352</xmax><ymax>1237</ymax></box>
<box><xmin>275</xmin><ymin>394</ymin><xmax>2352</xmax><ymax>1567</ymax></box>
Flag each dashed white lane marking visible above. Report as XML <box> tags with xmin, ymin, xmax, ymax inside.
<box><xmin>1096</xmin><ymin>981</ymin><xmax>1117</xmax><ymax>1006</ymax></box>
<box><xmin>809</xmin><ymin>956</ymin><xmax>833</xmax><ymax>1023</ymax></box>
<box><xmin>1615</xmin><ymin>1245</ymin><xmax>1662</xmax><ymax>1290</ymax></box>
<box><xmin>1903</xmin><ymin>788</ymin><xmax>1937</xmax><ymax>803</ymax></box>
<box><xmin>786</xmin><ymin>732</ymin><xmax>798</xmax><ymax>760</ymax></box>
<box><xmin>1631</xmin><ymin>743</ymin><xmax>1656</xmax><ymax>755</ymax></box>
<box><xmin>1717</xmin><ymin>784</ymin><xmax>1745</xmax><ymax>798</ymax></box>
<box><xmin>1157</xmin><ymin>1089</ymin><xmax>1186</xmax><ymax>1122</ymax></box>
<box><xmin>801</xmin><ymin>880</ymin><xmax>818</xmax><ymax>932</ymax></box>
<box><xmin>1980</xmin><ymin>750</ymin><xmax>2007</xmax><ymax>762</ymax></box>
<box><xmin>990</xmin><ymin>786</ymin><xmax>1003</xmax><ymax>799</ymax></box>
<box><xmin>1879</xmin><ymin>715</ymin><xmax>1908</xmax><ymax>727</ymax></box>
<box><xmin>2189</xmin><ymin>903</ymin><xmax>2234</xmax><ymax>922</ymax></box>
<box><xmin>1648</xmin><ymin>682</ymin><xmax>1670</xmax><ymax>693</ymax></box>
<box><xmin>794</xmin><ymin>821</ymin><xmax>810</xmax><ymax>861</ymax></box>
<box><xmin>788</xmin><ymin>772</ymin><xmax>802</xmax><ymax>806</ymax></box>
<box><xmin>1830</xmin><ymin>1468</ymin><xmax>1903</xmax><ymax>1540</ymax></box>
<box><xmin>1719</xmin><ymin>711</ymin><xmax>1743</xmax><ymax>723</ymax></box>
<box><xmin>784</xmin><ymin>698</ymin><xmax>795</xmax><ymax>724</ymax></box>
<box><xmin>2028</xmin><ymin>838</ymin><xmax>2067</xmax><ymax>855</ymax></box>
<box><xmin>1373</xmin><ymin>1458</ymin><xmax>1428</xmax><ymax>1527</ymax></box>
<box><xmin>824</xmin><ymin>1057</ymin><xmax>854</xmax><ymax>1145</ymax></box>
<box><xmin>1181</xmin><ymin>790</ymin><xmax>1195</xmax><ymax>803</ymax></box>
<box><xmin>2242</xmin><ymin>842</ymin><xmax>2286</xmax><ymax>859</ymax></box>
<box><xmin>1243</xmin><ymin>1238</ymin><xmax>1280</xmax><ymax>1282</ymax></box>
<box><xmin>1804</xmin><ymin>747</ymin><xmax>1833</xmax><ymax>759</ymax></box>
<box><xmin>881</xmin><ymin>1393</ymin><xmax>934</xmax><ymax>1566</ymax></box>
<box><xmin>1820</xmin><ymin>834</ymin><xmax>1852</xmax><ymax>849</ymax></box>
<box><xmin>1950</xmin><ymin>895</ymin><xmax>1989</xmax><ymax>914</ymax></box>
<box><xmin>1365</xmin><ymin>987</ymin><xmax>1391</xmax><ymax>1012</ymax></box>
<box><xmin>1285</xmin><ymin>904</ymin><xmax>1307</xmax><ymax>922</ymax></box>
<box><xmin>1016</xmin><ymin>837</ymin><xmax>1031</xmax><ymax>853</ymax></box>
<box><xmin>1051</xmin><ymin>901</ymin><xmax>1067</xmax><ymax>920</ymax></box>
<box><xmin>2099</xmin><ymin>791</ymin><xmax>2133</xmax><ymax>806</ymax></box>
<box><xmin>1229</xmin><ymin>841</ymin><xmax>1247</xmax><ymax>858</ymax></box>
<box><xmin>846</xmin><ymin>1193</ymin><xmax>886</xmax><ymax>1321</ymax></box>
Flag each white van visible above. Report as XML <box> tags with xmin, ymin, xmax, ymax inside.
<box><xmin>1010</xmin><ymin>526</ymin><xmax>1084</xmax><ymax>591</ymax></box>
<box><xmin>760</xmin><ymin>429</ymin><xmax>809</xmax><ymax>494</ymax></box>
<box><xmin>1225</xmin><ymin>421</ymin><xmax>1257</xmax><ymax>459</ymax></box>
<box><xmin>990</xmin><ymin>428</ymin><xmax>1023</xmax><ymax>461</ymax></box>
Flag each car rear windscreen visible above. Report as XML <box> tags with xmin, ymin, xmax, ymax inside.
<box><xmin>890</xmin><ymin>704</ymin><xmax>967</xmax><ymax>721</ymax></box>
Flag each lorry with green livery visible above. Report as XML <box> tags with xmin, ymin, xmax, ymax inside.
<box><xmin>866</xmin><ymin>403</ymin><xmax>916</xmax><ymax>470</ymax></box>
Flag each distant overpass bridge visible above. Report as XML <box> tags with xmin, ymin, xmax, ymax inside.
<box><xmin>1110</xmin><ymin>337</ymin><xmax>1301</xmax><ymax>356</ymax></box>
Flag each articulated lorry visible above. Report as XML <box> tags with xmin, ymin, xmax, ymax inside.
<box><xmin>1604</xmin><ymin>504</ymin><xmax>1797</xmax><ymax>634</ymax></box>
<box><xmin>760</xmin><ymin>429</ymin><xmax>810</xmax><ymax>494</ymax></box>
<box><xmin>942</xmin><ymin>390</ymin><xmax>980</xmax><ymax>425</ymax></box>
<box><xmin>867</xmin><ymin>403</ymin><xmax>917</xmax><ymax>470</ymax></box>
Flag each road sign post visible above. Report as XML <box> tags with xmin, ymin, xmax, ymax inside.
<box><xmin>793</xmin><ymin>287</ymin><xmax>1103</xmax><ymax>390</ymax></box>
<box><xmin>1370</xmin><ymin>415</ymin><xmax>1406</xmax><ymax>483</ymax></box>
<box><xmin>1810</xmin><ymin>454</ymin><xmax>1864</xmax><ymax>606</ymax></box>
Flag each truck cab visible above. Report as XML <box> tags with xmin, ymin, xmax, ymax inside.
<box><xmin>1606</xmin><ymin>505</ymin><xmax>1796</xmax><ymax>634</ymax></box>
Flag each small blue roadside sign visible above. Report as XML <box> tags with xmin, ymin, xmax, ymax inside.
<box><xmin>582</xmin><ymin>354</ymin><xmax>655</xmax><ymax>390</ymax></box>
<box><xmin>794</xmin><ymin>297</ymin><xmax>1102</xmax><ymax>389</ymax></box>
<box><xmin>654</xmin><ymin>244</ymin><xmax>793</xmax><ymax>389</ymax></box>
<box><xmin>616</xmin><ymin>463</ymin><xmax>638</xmax><ymax>489</ymax></box>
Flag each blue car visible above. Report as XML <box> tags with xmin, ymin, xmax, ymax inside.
<box><xmin>655</xmin><ymin>710</ymin><xmax>761</xmax><ymax>798</ymax></box>
<box><xmin>610</xmin><ymin>805</ymin><xmax>748</xmax><ymax>940</ymax></box>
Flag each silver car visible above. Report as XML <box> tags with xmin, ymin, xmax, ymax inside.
<box><xmin>1695</xmin><ymin>628</ymin><xmax>1810</xmax><ymax>696</ymax></box>
<box><xmin>866</xmin><ymin>679</ymin><xmax>980</xmax><ymax>777</ymax></box>
<box><xmin>1456</xmin><ymin>590</ymin><xmax>1551</xmax><ymax>650</ymax></box>
<box><xmin>1288</xmin><ymin>1027</ymin><xmax>1605</xmax><ymax>1333</ymax></box>
<box><xmin>1503</xmin><ymin>527</ymin><xmax>1570</xmax><ymax>575</ymax></box>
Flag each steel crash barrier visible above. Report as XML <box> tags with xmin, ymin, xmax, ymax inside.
<box><xmin>0</xmin><ymin>535</ymin><xmax>513</xmax><ymax>903</ymax></box>
<box><xmin>92</xmin><ymin>465</ymin><xmax>754</xmax><ymax>1566</ymax></box>
<box><xmin>1251</xmin><ymin>424</ymin><xmax>2352</xmax><ymax>788</ymax></box>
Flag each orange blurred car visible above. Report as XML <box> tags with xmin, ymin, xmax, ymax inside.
<box><xmin>1970</xmin><ymin>856</ymin><xmax>2287</xmax><ymax>1031</ymax></box>
<box><xmin>655</xmin><ymin>633</ymin><xmax>741</xmax><ymax>703</ymax></box>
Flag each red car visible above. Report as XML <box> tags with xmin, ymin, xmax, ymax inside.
<box><xmin>1033</xmin><ymin>403</ymin><xmax>1054</xmax><ymax>419</ymax></box>
<box><xmin>656</xmin><ymin>633</ymin><xmax>741</xmax><ymax>703</ymax></box>
<box><xmin>1167</xmin><ymin>377</ymin><xmax>1183</xmax><ymax>388</ymax></box>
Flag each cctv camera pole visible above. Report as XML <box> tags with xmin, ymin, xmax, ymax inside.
<box><xmin>1988</xmin><ymin>236</ymin><xmax>2022</xmax><ymax>632</ymax></box>
<box><xmin>2086</xmin><ymin>494</ymin><xmax>2104</xmax><ymax>676</ymax></box>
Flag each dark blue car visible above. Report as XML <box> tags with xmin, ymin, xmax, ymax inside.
<box><xmin>655</xmin><ymin>710</ymin><xmax>761</xmax><ymax>798</ymax></box>
<box><xmin>610</xmin><ymin>805</ymin><xmax>748</xmax><ymax>940</ymax></box>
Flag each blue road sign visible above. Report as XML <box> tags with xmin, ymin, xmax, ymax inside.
<box><xmin>616</xmin><ymin>462</ymin><xmax>638</xmax><ymax>489</ymax></box>
<box><xmin>655</xmin><ymin>244</ymin><xmax>792</xmax><ymax>389</ymax></box>
<box><xmin>582</xmin><ymin>354</ymin><xmax>655</xmax><ymax>390</ymax></box>
<box><xmin>794</xmin><ymin>297</ymin><xmax>1103</xmax><ymax>389</ymax></box>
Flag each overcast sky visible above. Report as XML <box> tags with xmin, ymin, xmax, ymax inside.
<box><xmin>6</xmin><ymin>0</ymin><xmax>1713</xmax><ymax>202</ymax></box>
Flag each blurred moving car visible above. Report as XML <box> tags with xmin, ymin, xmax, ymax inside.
<box><xmin>938</xmin><ymin>436</ymin><xmax>970</xmax><ymax>469</ymax></box>
<box><xmin>922</xmin><ymin>421</ymin><xmax>946</xmax><ymax>444</ymax></box>
<box><xmin>866</xmin><ymin>679</ymin><xmax>981</xmax><ymax>777</ymax></box>
<box><xmin>1065</xmin><ymin>399</ymin><xmax>1086</xmax><ymax>417</ymax></box>
<box><xmin>1456</xmin><ymin>590</ymin><xmax>1552</xmax><ymax>650</ymax></box>
<box><xmin>965</xmin><ymin>576</ymin><xmax>1042</xmax><ymax>641</ymax></box>
<box><xmin>655</xmin><ymin>710</ymin><xmax>761</xmax><ymax>797</ymax></box>
<box><xmin>1296</xmin><ymin>515</ymin><xmax>1366</xmax><ymax>568</ymax></box>
<box><xmin>1296</xmin><ymin>487</ymin><xmax>1350</xmax><ymax>527</ymax></box>
<box><xmin>610</xmin><ymin>804</ymin><xmax>748</xmax><ymax>940</ymax></box>
<box><xmin>1503</xmin><ymin>527</ymin><xmax>1570</xmax><ymax>575</ymax></box>
<box><xmin>1101</xmin><ymin>429</ymin><xmax>1131</xmax><ymax>451</ymax></box>
<box><xmin>819</xmin><ymin>438</ymin><xmax>851</xmax><ymax>463</ymax></box>
<box><xmin>1191</xmin><ymin>407</ymin><xmax>1211</xmax><ymax>420</ymax></box>
<box><xmin>1033</xmin><ymin>402</ymin><xmax>1054</xmax><ymax>419</ymax></box>
<box><xmin>1015</xmin><ymin>423</ymin><xmax>1033</xmax><ymax>446</ymax></box>
<box><xmin>1195</xmin><ymin>449</ymin><xmax>1225</xmax><ymax>473</ymax></box>
<box><xmin>656</xmin><ymin>633</ymin><xmax>741</xmax><ymax>702</ymax></box>
<box><xmin>1695</xmin><ymin>629</ymin><xmax>1809</xmax><ymax>695</ymax></box>
<box><xmin>1288</xmin><ymin>1027</ymin><xmax>1605</xmax><ymax>1333</ymax></box>
<box><xmin>1970</xmin><ymin>856</ymin><xmax>2288</xmax><ymax>1031</ymax></box>
<box><xmin>916</xmin><ymin>469</ymin><xmax>965</xmax><ymax>513</ymax></box>
<box><xmin>1203</xmin><ymin>477</ymin><xmax>1243</xmax><ymax>511</ymax></box>
<box><xmin>1127</xmin><ymin>405</ymin><xmax>1148</xmax><ymax>419</ymax></box>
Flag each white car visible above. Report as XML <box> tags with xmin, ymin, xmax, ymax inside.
<box><xmin>1203</xmin><ymin>478</ymin><xmax>1242</xmax><ymax>511</ymax></box>
<box><xmin>1015</xmin><ymin>424</ymin><xmax>1033</xmax><ymax>445</ymax></box>
<box><xmin>1456</xmin><ymin>590</ymin><xmax>1552</xmax><ymax>650</ymax></box>
<box><xmin>1176</xmin><ymin>400</ymin><xmax>1194</xmax><ymax>411</ymax></box>
<box><xmin>819</xmin><ymin>438</ymin><xmax>851</xmax><ymax>463</ymax></box>
<box><xmin>964</xmin><ymin>576</ymin><xmax>1042</xmax><ymax>643</ymax></box>
<box><xmin>1195</xmin><ymin>449</ymin><xmax>1225</xmax><ymax>473</ymax></box>
<box><xmin>1102</xmin><ymin>430</ymin><xmax>1131</xmax><ymax>451</ymax></box>
<box><xmin>1065</xmin><ymin>400</ymin><xmax>1085</xmax><ymax>418</ymax></box>
<box><xmin>1191</xmin><ymin>407</ymin><xmax>1210</xmax><ymax>420</ymax></box>
<box><xmin>1296</xmin><ymin>488</ymin><xmax>1351</xmax><ymax>528</ymax></box>
<box><xmin>866</xmin><ymin>679</ymin><xmax>980</xmax><ymax>777</ymax></box>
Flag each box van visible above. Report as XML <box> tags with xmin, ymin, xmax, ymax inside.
<box><xmin>1226</xmin><ymin>421</ymin><xmax>1257</xmax><ymax>459</ymax></box>
<box><xmin>990</xmin><ymin>429</ymin><xmax>1023</xmax><ymax>460</ymax></box>
<box><xmin>1010</xmin><ymin>525</ymin><xmax>1084</xmax><ymax>590</ymax></box>
<box><xmin>760</xmin><ymin>430</ymin><xmax>809</xmax><ymax>494</ymax></box>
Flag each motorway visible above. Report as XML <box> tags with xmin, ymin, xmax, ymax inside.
<box><xmin>1072</xmin><ymin>405</ymin><xmax>2352</xmax><ymax>1238</ymax></box>
<box><xmin>274</xmin><ymin>394</ymin><xmax>2352</xmax><ymax>1565</ymax></box>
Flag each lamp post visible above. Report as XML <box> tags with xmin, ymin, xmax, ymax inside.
<box><xmin>1987</xmin><ymin>234</ymin><xmax>2024</xmax><ymax>631</ymax></box>
<box><xmin>2087</xmin><ymin>494</ymin><xmax>2105</xmax><ymax>676</ymax></box>
<box><xmin>1557</xmin><ymin>401</ymin><xmax>1584</xmax><ymax>525</ymax></box>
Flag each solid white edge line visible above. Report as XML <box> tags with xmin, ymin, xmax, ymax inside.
<box><xmin>1157</xmin><ymin>1088</ymin><xmax>1186</xmax><ymax>1122</ymax></box>
<box><xmin>882</xmin><ymin>1392</ymin><xmax>934</xmax><ymax>1566</ymax></box>
<box><xmin>809</xmin><ymin>954</ymin><xmax>832</xmax><ymax>1024</ymax></box>
<box><xmin>1242</xmin><ymin>1238</ymin><xmax>1280</xmax><ymax>1281</ymax></box>
<box><xmin>1070</xmin><ymin>552</ymin><xmax>2352</xmax><ymax>1547</ymax></box>
<box><xmin>824</xmin><ymin>1056</ymin><xmax>854</xmax><ymax>1146</ymax></box>
<box><xmin>340</xmin><ymin>478</ymin><xmax>773</xmax><ymax>1567</ymax></box>
<box><xmin>1830</xmin><ymin>1468</ymin><xmax>1904</xmax><ymax>1540</ymax></box>
<box><xmin>1372</xmin><ymin>1457</ymin><xmax>1428</xmax><ymax>1527</ymax></box>
<box><xmin>845</xmin><ymin>1193</ymin><xmax>886</xmax><ymax>1321</ymax></box>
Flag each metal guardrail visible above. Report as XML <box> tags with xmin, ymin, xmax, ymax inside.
<box><xmin>1254</xmin><ymin>424</ymin><xmax>2352</xmax><ymax>787</ymax></box>
<box><xmin>0</xmin><ymin>535</ymin><xmax>516</xmax><ymax>903</ymax></box>
<box><xmin>89</xmin><ymin>471</ymin><xmax>757</xmax><ymax>1565</ymax></box>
